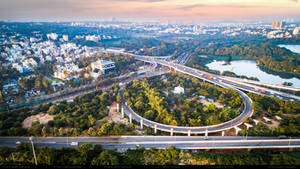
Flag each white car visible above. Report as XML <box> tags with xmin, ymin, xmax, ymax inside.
<box><xmin>70</xmin><ymin>142</ymin><xmax>78</xmax><ymax>146</ymax></box>
<box><xmin>16</xmin><ymin>141</ymin><xmax>21</xmax><ymax>144</ymax></box>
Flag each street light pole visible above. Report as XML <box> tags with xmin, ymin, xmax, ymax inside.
<box><xmin>29</xmin><ymin>136</ymin><xmax>38</xmax><ymax>165</ymax></box>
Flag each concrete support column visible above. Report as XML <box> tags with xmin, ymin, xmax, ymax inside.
<box><xmin>234</xmin><ymin>126</ymin><xmax>242</xmax><ymax>136</ymax></box>
<box><xmin>154</xmin><ymin>124</ymin><xmax>157</xmax><ymax>134</ymax></box>
<box><xmin>253</xmin><ymin>119</ymin><xmax>259</xmax><ymax>125</ymax></box>
<box><xmin>244</xmin><ymin>123</ymin><xmax>253</xmax><ymax>130</ymax></box>
<box><xmin>140</xmin><ymin>119</ymin><xmax>143</xmax><ymax>129</ymax></box>
<box><xmin>170</xmin><ymin>128</ymin><xmax>174</xmax><ymax>136</ymax></box>
<box><xmin>129</xmin><ymin>113</ymin><xmax>132</xmax><ymax>124</ymax></box>
<box><xmin>222</xmin><ymin>131</ymin><xmax>225</xmax><ymax>137</ymax></box>
<box><xmin>116</xmin><ymin>103</ymin><xmax>119</xmax><ymax>112</ymax></box>
<box><xmin>121</xmin><ymin>107</ymin><xmax>124</xmax><ymax>118</ymax></box>
<box><xmin>205</xmin><ymin>129</ymin><xmax>208</xmax><ymax>139</ymax></box>
<box><xmin>188</xmin><ymin>130</ymin><xmax>191</xmax><ymax>137</ymax></box>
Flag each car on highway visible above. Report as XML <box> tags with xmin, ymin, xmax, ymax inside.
<box><xmin>16</xmin><ymin>141</ymin><xmax>21</xmax><ymax>145</ymax></box>
<box><xmin>70</xmin><ymin>142</ymin><xmax>78</xmax><ymax>146</ymax></box>
<box><xmin>277</xmin><ymin>135</ymin><xmax>287</xmax><ymax>139</ymax></box>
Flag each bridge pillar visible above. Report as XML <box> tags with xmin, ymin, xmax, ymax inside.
<box><xmin>116</xmin><ymin>103</ymin><xmax>119</xmax><ymax>112</ymax></box>
<box><xmin>129</xmin><ymin>113</ymin><xmax>132</xmax><ymax>124</ymax></box>
<box><xmin>244</xmin><ymin>123</ymin><xmax>253</xmax><ymax>130</ymax></box>
<box><xmin>188</xmin><ymin>130</ymin><xmax>191</xmax><ymax>137</ymax></box>
<box><xmin>222</xmin><ymin>131</ymin><xmax>225</xmax><ymax>137</ymax></box>
<box><xmin>170</xmin><ymin>128</ymin><xmax>174</xmax><ymax>136</ymax></box>
<box><xmin>253</xmin><ymin>119</ymin><xmax>259</xmax><ymax>125</ymax></box>
<box><xmin>234</xmin><ymin>126</ymin><xmax>242</xmax><ymax>136</ymax></box>
<box><xmin>154</xmin><ymin>124</ymin><xmax>157</xmax><ymax>134</ymax></box>
<box><xmin>121</xmin><ymin>107</ymin><xmax>124</xmax><ymax>118</ymax></box>
<box><xmin>140</xmin><ymin>119</ymin><xmax>143</xmax><ymax>129</ymax></box>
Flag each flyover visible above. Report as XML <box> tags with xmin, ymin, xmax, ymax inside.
<box><xmin>1</xmin><ymin>136</ymin><xmax>300</xmax><ymax>150</ymax></box>
<box><xmin>120</xmin><ymin>73</ymin><xmax>253</xmax><ymax>135</ymax></box>
<box><xmin>119</xmin><ymin>54</ymin><xmax>299</xmax><ymax>135</ymax></box>
<box><xmin>133</xmin><ymin>55</ymin><xmax>300</xmax><ymax>102</ymax></box>
<box><xmin>120</xmin><ymin>56</ymin><xmax>254</xmax><ymax>135</ymax></box>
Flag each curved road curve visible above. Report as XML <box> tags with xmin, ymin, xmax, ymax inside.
<box><xmin>120</xmin><ymin>58</ymin><xmax>253</xmax><ymax>134</ymax></box>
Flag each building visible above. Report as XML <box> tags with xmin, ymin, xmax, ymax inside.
<box><xmin>198</xmin><ymin>95</ymin><xmax>206</xmax><ymax>100</ymax></box>
<box><xmin>46</xmin><ymin>33</ymin><xmax>58</xmax><ymax>40</ymax></box>
<box><xmin>271</xmin><ymin>21</ymin><xmax>285</xmax><ymax>29</ymax></box>
<box><xmin>207</xmin><ymin>98</ymin><xmax>215</xmax><ymax>102</ymax></box>
<box><xmin>85</xmin><ymin>35</ymin><xmax>99</xmax><ymax>42</ymax></box>
<box><xmin>91</xmin><ymin>60</ymin><xmax>115</xmax><ymax>75</ymax></box>
<box><xmin>173</xmin><ymin>86</ymin><xmax>184</xmax><ymax>94</ymax></box>
<box><xmin>62</xmin><ymin>35</ymin><xmax>69</xmax><ymax>41</ymax></box>
<box><xmin>23</xmin><ymin>58</ymin><xmax>38</xmax><ymax>68</ymax></box>
<box><xmin>293</xmin><ymin>27</ymin><xmax>300</xmax><ymax>36</ymax></box>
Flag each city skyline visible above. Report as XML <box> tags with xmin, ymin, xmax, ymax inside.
<box><xmin>1</xmin><ymin>0</ymin><xmax>300</xmax><ymax>23</ymax></box>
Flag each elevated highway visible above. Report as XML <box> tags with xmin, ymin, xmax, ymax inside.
<box><xmin>133</xmin><ymin>55</ymin><xmax>300</xmax><ymax>102</ymax></box>
<box><xmin>120</xmin><ymin>56</ymin><xmax>254</xmax><ymax>135</ymax></box>
<box><xmin>1</xmin><ymin>136</ymin><xmax>299</xmax><ymax>150</ymax></box>
<box><xmin>118</xmin><ymin>54</ymin><xmax>299</xmax><ymax>135</ymax></box>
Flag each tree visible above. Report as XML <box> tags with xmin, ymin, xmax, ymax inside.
<box><xmin>91</xmin><ymin>150</ymin><xmax>119</xmax><ymax>165</ymax></box>
<box><xmin>58</xmin><ymin>127</ymin><xmax>64</xmax><ymax>136</ymax></box>
<box><xmin>88</xmin><ymin>115</ymin><xmax>95</xmax><ymax>126</ymax></box>
<box><xmin>41</xmin><ymin>126</ymin><xmax>47</xmax><ymax>137</ymax></box>
<box><xmin>116</xmin><ymin>95</ymin><xmax>122</xmax><ymax>103</ymax></box>
<box><xmin>47</xmin><ymin>105</ymin><xmax>59</xmax><ymax>115</ymax></box>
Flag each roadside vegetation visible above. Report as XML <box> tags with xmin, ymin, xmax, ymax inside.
<box><xmin>123</xmin><ymin>73</ymin><xmax>243</xmax><ymax>126</ymax></box>
<box><xmin>0</xmin><ymin>84</ymin><xmax>134</xmax><ymax>136</ymax></box>
<box><xmin>0</xmin><ymin>144</ymin><xmax>299</xmax><ymax>165</ymax></box>
<box><xmin>241</xmin><ymin>93</ymin><xmax>300</xmax><ymax>136</ymax></box>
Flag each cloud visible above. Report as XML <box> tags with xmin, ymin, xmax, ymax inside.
<box><xmin>177</xmin><ymin>3</ymin><xmax>288</xmax><ymax>11</ymax></box>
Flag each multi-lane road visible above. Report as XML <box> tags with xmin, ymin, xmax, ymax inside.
<box><xmin>134</xmin><ymin>55</ymin><xmax>300</xmax><ymax>102</ymax></box>
<box><xmin>1</xmin><ymin>136</ymin><xmax>299</xmax><ymax>150</ymax></box>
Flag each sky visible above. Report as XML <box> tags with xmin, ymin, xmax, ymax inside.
<box><xmin>0</xmin><ymin>0</ymin><xmax>300</xmax><ymax>23</ymax></box>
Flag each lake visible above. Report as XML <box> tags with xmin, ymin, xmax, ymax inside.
<box><xmin>278</xmin><ymin>44</ymin><xmax>300</xmax><ymax>54</ymax></box>
<box><xmin>206</xmin><ymin>60</ymin><xmax>300</xmax><ymax>88</ymax></box>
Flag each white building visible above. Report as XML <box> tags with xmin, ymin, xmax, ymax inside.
<box><xmin>91</xmin><ymin>60</ymin><xmax>115</xmax><ymax>75</ymax></box>
<box><xmin>12</xmin><ymin>63</ymin><xmax>23</xmax><ymax>73</ymax></box>
<box><xmin>47</xmin><ymin>33</ymin><xmax>58</xmax><ymax>40</ymax></box>
<box><xmin>85</xmin><ymin>35</ymin><xmax>99</xmax><ymax>42</ymax></box>
<box><xmin>62</xmin><ymin>35</ymin><xmax>69</xmax><ymax>41</ymax></box>
<box><xmin>23</xmin><ymin>58</ymin><xmax>38</xmax><ymax>68</ymax></box>
<box><xmin>293</xmin><ymin>27</ymin><xmax>300</xmax><ymax>36</ymax></box>
<box><xmin>173</xmin><ymin>86</ymin><xmax>184</xmax><ymax>94</ymax></box>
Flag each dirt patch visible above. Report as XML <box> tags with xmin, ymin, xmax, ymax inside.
<box><xmin>198</xmin><ymin>99</ymin><xmax>224</xmax><ymax>108</ymax></box>
<box><xmin>282</xmin><ymin>114</ymin><xmax>298</xmax><ymax>118</ymax></box>
<box><xmin>22</xmin><ymin>113</ymin><xmax>55</xmax><ymax>128</ymax></box>
<box><xmin>98</xmin><ymin>102</ymin><xmax>129</xmax><ymax>125</ymax></box>
<box><xmin>264</xmin><ymin>119</ymin><xmax>280</xmax><ymax>129</ymax></box>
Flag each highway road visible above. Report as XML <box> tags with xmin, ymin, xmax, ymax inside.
<box><xmin>1</xmin><ymin>136</ymin><xmax>299</xmax><ymax>150</ymax></box>
<box><xmin>133</xmin><ymin>55</ymin><xmax>300</xmax><ymax>102</ymax></box>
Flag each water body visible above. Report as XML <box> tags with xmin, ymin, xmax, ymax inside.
<box><xmin>206</xmin><ymin>60</ymin><xmax>300</xmax><ymax>88</ymax></box>
<box><xmin>278</xmin><ymin>44</ymin><xmax>300</xmax><ymax>54</ymax></box>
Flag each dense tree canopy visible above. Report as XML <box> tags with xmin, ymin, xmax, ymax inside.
<box><xmin>0</xmin><ymin>144</ymin><xmax>299</xmax><ymax>165</ymax></box>
<box><xmin>124</xmin><ymin>73</ymin><xmax>243</xmax><ymax>126</ymax></box>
